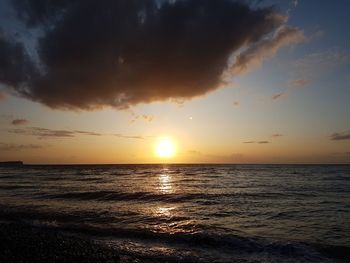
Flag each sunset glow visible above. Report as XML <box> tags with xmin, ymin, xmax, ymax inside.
<box><xmin>0</xmin><ymin>0</ymin><xmax>349</xmax><ymax>165</ymax></box>
<box><xmin>0</xmin><ymin>1</ymin><xmax>349</xmax><ymax>262</ymax></box>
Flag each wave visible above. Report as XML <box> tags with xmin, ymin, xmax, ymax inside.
<box><xmin>2</xmin><ymin>217</ymin><xmax>344</xmax><ymax>262</ymax></box>
<box><xmin>36</xmin><ymin>190</ymin><xmax>307</xmax><ymax>203</ymax></box>
<box><xmin>0</xmin><ymin>184</ymin><xmax>35</xmax><ymax>190</ymax></box>
<box><xmin>0</xmin><ymin>204</ymin><xmax>348</xmax><ymax>262</ymax></box>
<box><xmin>40</xmin><ymin>191</ymin><xmax>207</xmax><ymax>203</ymax></box>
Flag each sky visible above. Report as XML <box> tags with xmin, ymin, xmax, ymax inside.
<box><xmin>0</xmin><ymin>0</ymin><xmax>349</xmax><ymax>164</ymax></box>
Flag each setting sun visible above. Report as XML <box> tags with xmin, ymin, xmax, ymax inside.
<box><xmin>156</xmin><ymin>137</ymin><xmax>176</xmax><ymax>158</ymax></box>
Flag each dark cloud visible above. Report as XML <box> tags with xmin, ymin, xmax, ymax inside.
<box><xmin>0</xmin><ymin>0</ymin><xmax>302</xmax><ymax>110</ymax></box>
<box><xmin>11</xmin><ymin>118</ymin><xmax>29</xmax><ymax>125</ymax></box>
<box><xmin>0</xmin><ymin>33</ymin><xmax>37</xmax><ymax>89</ymax></box>
<box><xmin>330</xmin><ymin>131</ymin><xmax>350</xmax><ymax>141</ymax></box>
<box><xmin>0</xmin><ymin>142</ymin><xmax>43</xmax><ymax>151</ymax></box>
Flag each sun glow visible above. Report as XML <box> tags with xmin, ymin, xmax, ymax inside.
<box><xmin>156</xmin><ymin>137</ymin><xmax>176</xmax><ymax>158</ymax></box>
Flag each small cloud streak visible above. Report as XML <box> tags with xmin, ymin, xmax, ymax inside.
<box><xmin>74</xmin><ymin>130</ymin><xmax>102</xmax><ymax>136</ymax></box>
<box><xmin>288</xmin><ymin>79</ymin><xmax>310</xmax><ymax>87</ymax></box>
<box><xmin>9</xmin><ymin>127</ymin><xmax>77</xmax><ymax>138</ymax></box>
<box><xmin>272</xmin><ymin>133</ymin><xmax>283</xmax><ymax>138</ymax></box>
<box><xmin>11</xmin><ymin>119</ymin><xmax>29</xmax><ymax>125</ymax></box>
<box><xmin>0</xmin><ymin>143</ymin><xmax>43</xmax><ymax>151</ymax></box>
<box><xmin>113</xmin><ymin>134</ymin><xmax>145</xmax><ymax>140</ymax></box>
<box><xmin>272</xmin><ymin>92</ymin><xmax>287</xmax><ymax>101</ymax></box>
<box><xmin>243</xmin><ymin>141</ymin><xmax>271</xmax><ymax>144</ymax></box>
<box><xmin>258</xmin><ymin>141</ymin><xmax>270</xmax><ymax>144</ymax></box>
<box><xmin>7</xmin><ymin>127</ymin><xmax>147</xmax><ymax>140</ymax></box>
<box><xmin>233</xmin><ymin>101</ymin><xmax>240</xmax><ymax>106</ymax></box>
<box><xmin>330</xmin><ymin>131</ymin><xmax>350</xmax><ymax>141</ymax></box>
<box><xmin>142</xmin><ymin>115</ymin><xmax>154</xmax><ymax>122</ymax></box>
<box><xmin>129</xmin><ymin>112</ymin><xmax>154</xmax><ymax>123</ymax></box>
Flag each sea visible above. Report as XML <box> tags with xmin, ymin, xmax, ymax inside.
<box><xmin>0</xmin><ymin>164</ymin><xmax>349</xmax><ymax>262</ymax></box>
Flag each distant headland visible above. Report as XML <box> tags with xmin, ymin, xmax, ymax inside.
<box><xmin>0</xmin><ymin>161</ymin><xmax>24</xmax><ymax>166</ymax></box>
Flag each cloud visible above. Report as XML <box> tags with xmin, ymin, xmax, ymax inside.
<box><xmin>243</xmin><ymin>141</ymin><xmax>271</xmax><ymax>144</ymax></box>
<box><xmin>228</xmin><ymin>25</ymin><xmax>304</xmax><ymax>76</ymax></box>
<box><xmin>271</xmin><ymin>92</ymin><xmax>287</xmax><ymax>101</ymax></box>
<box><xmin>142</xmin><ymin>115</ymin><xmax>154</xmax><ymax>122</ymax></box>
<box><xmin>74</xmin><ymin>130</ymin><xmax>102</xmax><ymax>136</ymax></box>
<box><xmin>129</xmin><ymin>113</ymin><xmax>154</xmax><ymax>123</ymax></box>
<box><xmin>0</xmin><ymin>32</ymin><xmax>37</xmax><ymax>88</ymax></box>
<box><xmin>0</xmin><ymin>0</ymin><xmax>302</xmax><ymax>110</ymax></box>
<box><xmin>7</xmin><ymin>126</ymin><xmax>146</xmax><ymax>140</ymax></box>
<box><xmin>0</xmin><ymin>143</ymin><xmax>43</xmax><ymax>151</ymax></box>
<box><xmin>11</xmin><ymin>118</ymin><xmax>29</xmax><ymax>125</ymax></box>
<box><xmin>9</xmin><ymin>127</ymin><xmax>73</xmax><ymax>137</ymax></box>
<box><xmin>258</xmin><ymin>141</ymin><xmax>270</xmax><ymax>144</ymax></box>
<box><xmin>113</xmin><ymin>134</ymin><xmax>145</xmax><ymax>140</ymax></box>
<box><xmin>288</xmin><ymin>79</ymin><xmax>310</xmax><ymax>87</ymax></box>
<box><xmin>272</xmin><ymin>133</ymin><xmax>283</xmax><ymax>138</ymax></box>
<box><xmin>330</xmin><ymin>131</ymin><xmax>350</xmax><ymax>141</ymax></box>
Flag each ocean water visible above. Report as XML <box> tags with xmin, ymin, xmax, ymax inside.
<box><xmin>0</xmin><ymin>164</ymin><xmax>349</xmax><ymax>262</ymax></box>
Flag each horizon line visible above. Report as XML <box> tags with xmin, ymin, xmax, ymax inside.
<box><xmin>2</xmin><ymin>162</ymin><xmax>349</xmax><ymax>166</ymax></box>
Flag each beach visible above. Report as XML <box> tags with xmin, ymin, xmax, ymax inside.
<box><xmin>0</xmin><ymin>222</ymin><xmax>121</xmax><ymax>263</ymax></box>
<box><xmin>0</xmin><ymin>222</ymin><xmax>178</xmax><ymax>263</ymax></box>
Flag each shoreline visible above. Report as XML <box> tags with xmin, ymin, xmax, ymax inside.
<box><xmin>0</xmin><ymin>222</ymin><xmax>171</xmax><ymax>263</ymax></box>
<box><xmin>0</xmin><ymin>222</ymin><xmax>121</xmax><ymax>262</ymax></box>
<box><xmin>0</xmin><ymin>221</ymin><xmax>349</xmax><ymax>263</ymax></box>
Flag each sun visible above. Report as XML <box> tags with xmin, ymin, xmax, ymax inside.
<box><xmin>156</xmin><ymin>137</ymin><xmax>176</xmax><ymax>158</ymax></box>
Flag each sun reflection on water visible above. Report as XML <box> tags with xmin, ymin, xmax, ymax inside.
<box><xmin>158</xmin><ymin>173</ymin><xmax>173</xmax><ymax>194</ymax></box>
<box><xmin>156</xmin><ymin>206</ymin><xmax>176</xmax><ymax>217</ymax></box>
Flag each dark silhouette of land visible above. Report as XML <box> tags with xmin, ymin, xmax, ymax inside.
<box><xmin>0</xmin><ymin>161</ymin><xmax>23</xmax><ymax>166</ymax></box>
